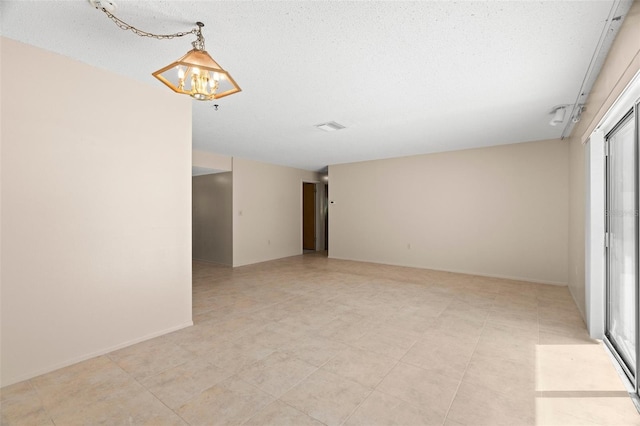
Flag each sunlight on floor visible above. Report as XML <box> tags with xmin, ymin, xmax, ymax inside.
<box><xmin>535</xmin><ymin>343</ymin><xmax>640</xmax><ymax>425</ymax></box>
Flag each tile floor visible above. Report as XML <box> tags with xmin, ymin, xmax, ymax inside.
<box><xmin>2</xmin><ymin>253</ymin><xmax>639</xmax><ymax>425</ymax></box>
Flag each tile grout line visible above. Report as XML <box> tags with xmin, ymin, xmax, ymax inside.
<box><xmin>25</xmin><ymin>378</ymin><xmax>57</xmax><ymax>426</ymax></box>
<box><xmin>274</xmin><ymin>397</ymin><xmax>331</xmax><ymax>426</ymax></box>
<box><xmin>110</xmin><ymin>354</ymin><xmax>194</xmax><ymax>425</ymax></box>
<box><xmin>318</xmin><ymin>332</ymin><xmax>377</xmax><ymax>425</ymax></box>
<box><xmin>440</xmin><ymin>295</ymin><xmax>492</xmax><ymax>425</ymax></box>
<box><xmin>339</xmin><ymin>386</ymin><xmax>376</xmax><ymax>426</ymax></box>
<box><xmin>338</xmin><ymin>290</ymin><xmax>470</xmax><ymax>424</ymax></box>
<box><xmin>339</xmin><ymin>336</ymin><xmax>418</xmax><ymax>425</ymax></box>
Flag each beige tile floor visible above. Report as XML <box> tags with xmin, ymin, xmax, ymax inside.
<box><xmin>2</xmin><ymin>253</ymin><xmax>640</xmax><ymax>425</ymax></box>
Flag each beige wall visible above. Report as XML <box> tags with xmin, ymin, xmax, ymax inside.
<box><xmin>329</xmin><ymin>139</ymin><xmax>569</xmax><ymax>285</ymax></box>
<box><xmin>192</xmin><ymin>150</ymin><xmax>232</xmax><ymax>171</ymax></box>
<box><xmin>232</xmin><ymin>158</ymin><xmax>319</xmax><ymax>267</ymax></box>
<box><xmin>568</xmin><ymin>1</ymin><xmax>640</xmax><ymax>320</ymax></box>
<box><xmin>193</xmin><ymin>172</ymin><xmax>233</xmax><ymax>265</ymax></box>
<box><xmin>0</xmin><ymin>38</ymin><xmax>193</xmax><ymax>386</ymax></box>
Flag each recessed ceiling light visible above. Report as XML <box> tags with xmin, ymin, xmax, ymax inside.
<box><xmin>315</xmin><ymin>121</ymin><xmax>346</xmax><ymax>132</ymax></box>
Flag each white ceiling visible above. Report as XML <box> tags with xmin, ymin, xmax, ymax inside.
<box><xmin>0</xmin><ymin>1</ymin><xmax>632</xmax><ymax>171</ymax></box>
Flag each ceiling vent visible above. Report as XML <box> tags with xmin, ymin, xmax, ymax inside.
<box><xmin>315</xmin><ymin>121</ymin><xmax>346</xmax><ymax>132</ymax></box>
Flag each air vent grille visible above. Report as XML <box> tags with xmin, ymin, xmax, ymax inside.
<box><xmin>315</xmin><ymin>121</ymin><xmax>346</xmax><ymax>132</ymax></box>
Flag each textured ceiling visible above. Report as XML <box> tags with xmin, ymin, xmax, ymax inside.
<box><xmin>0</xmin><ymin>1</ymin><xmax>632</xmax><ymax>171</ymax></box>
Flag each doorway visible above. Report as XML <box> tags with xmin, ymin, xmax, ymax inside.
<box><xmin>302</xmin><ymin>182</ymin><xmax>316</xmax><ymax>251</ymax></box>
<box><xmin>324</xmin><ymin>183</ymin><xmax>329</xmax><ymax>250</ymax></box>
<box><xmin>587</xmin><ymin>70</ymin><xmax>640</xmax><ymax>408</ymax></box>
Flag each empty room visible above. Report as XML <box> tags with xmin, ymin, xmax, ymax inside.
<box><xmin>2</xmin><ymin>1</ymin><xmax>640</xmax><ymax>425</ymax></box>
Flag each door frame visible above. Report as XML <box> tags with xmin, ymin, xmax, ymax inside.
<box><xmin>603</xmin><ymin>108</ymin><xmax>639</xmax><ymax>385</ymax></box>
<box><xmin>587</xmin><ymin>69</ymin><xmax>640</xmax><ymax>400</ymax></box>
<box><xmin>587</xmin><ymin>70</ymin><xmax>640</xmax><ymax>340</ymax></box>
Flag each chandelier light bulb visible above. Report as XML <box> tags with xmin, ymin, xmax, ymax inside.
<box><xmin>153</xmin><ymin>49</ymin><xmax>241</xmax><ymax>101</ymax></box>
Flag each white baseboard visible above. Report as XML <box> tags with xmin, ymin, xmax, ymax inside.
<box><xmin>327</xmin><ymin>255</ymin><xmax>567</xmax><ymax>286</ymax></box>
<box><xmin>192</xmin><ymin>257</ymin><xmax>232</xmax><ymax>267</ymax></box>
<box><xmin>1</xmin><ymin>321</ymin><xmax>193</xmax><ymax>388</ymax></box>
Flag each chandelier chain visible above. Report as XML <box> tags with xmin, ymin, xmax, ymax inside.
<box><xmin>99</xmin><ymin>7</ymin><xmax>204</xmax><ymax>49</ymax></box>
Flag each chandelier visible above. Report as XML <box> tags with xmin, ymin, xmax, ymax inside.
<box><xmin>91</xmin><ymin>1</ymin><xmax>241</xmax><ymax>101</ymax></box>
